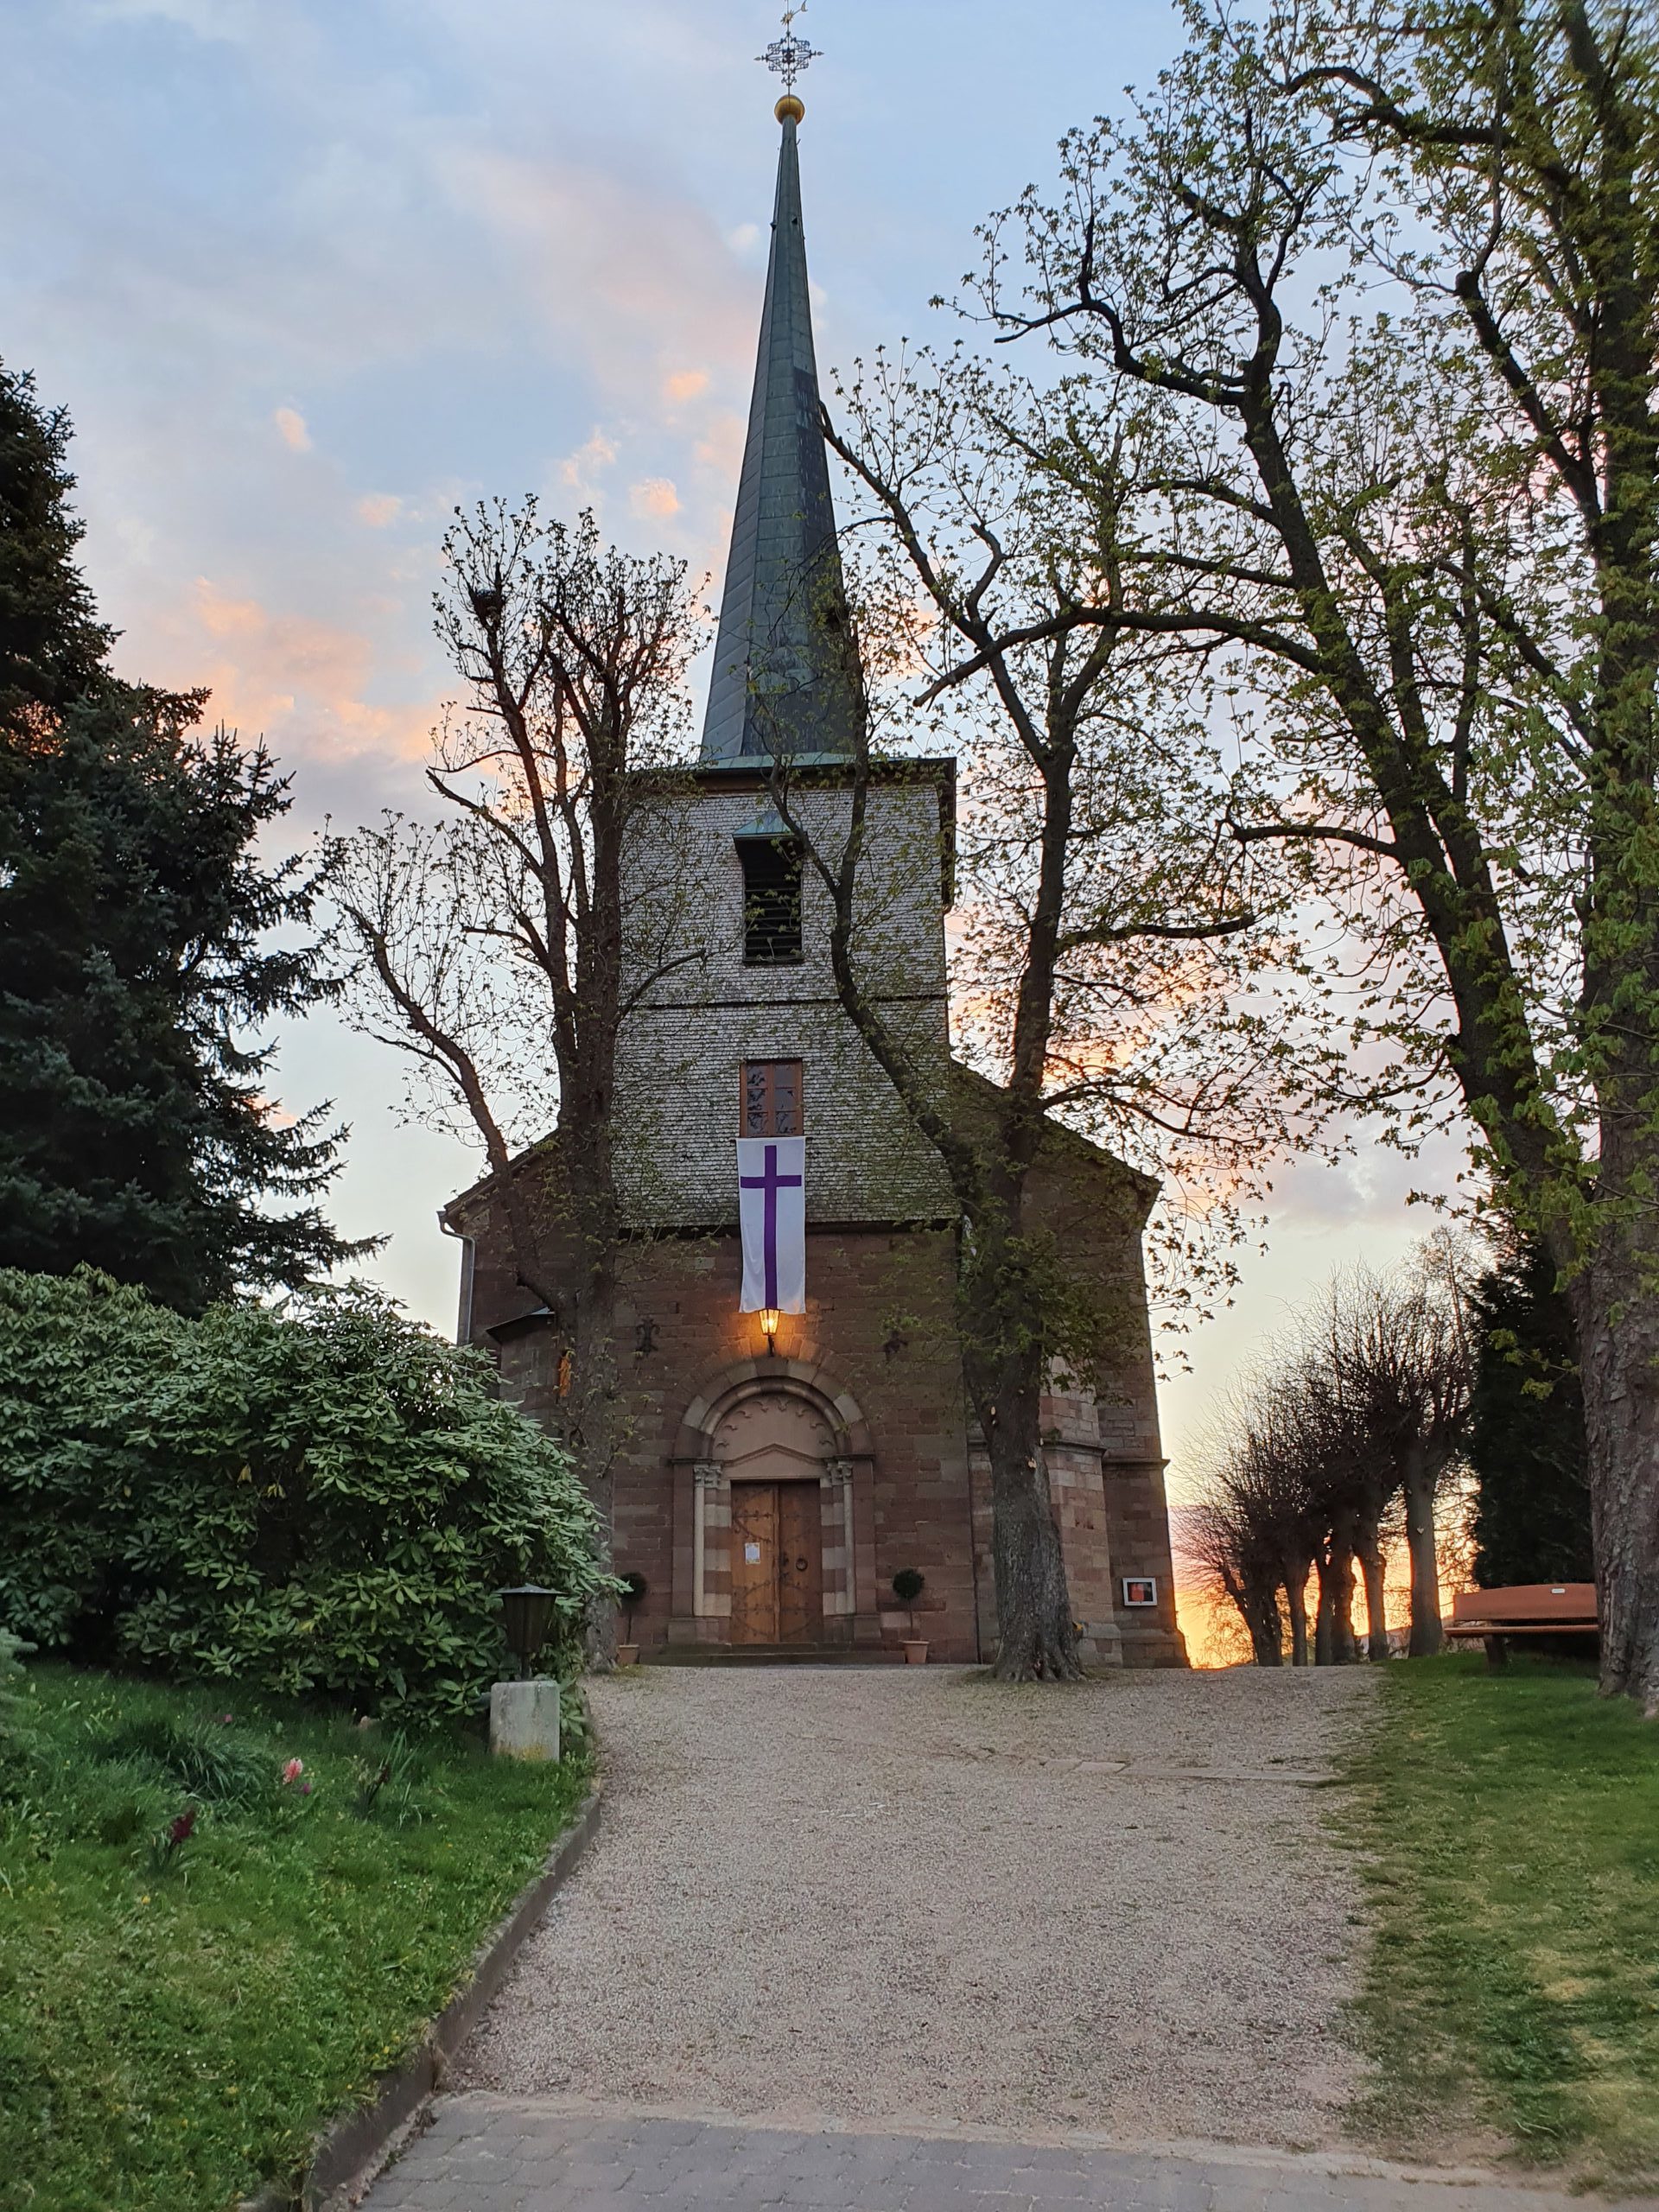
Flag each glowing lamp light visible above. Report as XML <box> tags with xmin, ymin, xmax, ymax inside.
<box><xmin>759</xmin><ymin>1307</ymin><xmax>781</xmax><ymax>1354</ymax></box>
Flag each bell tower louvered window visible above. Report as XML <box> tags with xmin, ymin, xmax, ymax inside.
<box><xmin>738</xmin><ymin>837</ymin><xmax>804</xmax><ymax>964</ymax></box>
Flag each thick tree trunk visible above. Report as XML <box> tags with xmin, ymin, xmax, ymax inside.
<box><xmin>1573</xmin><ymin>1247</ymin><xmax>1659</xmax><ymax>1709</ymax></box>
<box><xmin>1249</xmin><ymin>1579</ymin><xmax>1285</xmax><ymax>1666</ymax></box>
<box><xmin>1331</xmin><ymin>1545</ymin><xmax>1358</xmax><ymax>1663</ymax></box>
<box><xmin>979</xmin><ymin>1355</ymin><xmax>1083</xmax><ymax>1681</ymax></box>
<box><xmin>565</xmin><ymin>1110</ymin><xmax>623</xmax><ymax>1668</ymax></box>
<box><xmin>573</xmin><ymin>1263</ymin><xmax>620</xmax><ymax>1669</ymax></box>
<box><xmin>1316</xmin><ymin>1541</ymin><xmax>1358</xmax><ymax>1663</ymax></box>
<box><xmin>1281</xmin><ymin>1556</ymin><xmax>1310</xmax><ymax>1666</ymax></box>
<box><xmin>1402</xmin><ymin>1440</ymin><xmax>1443</xmax><ymax>1657</ymax></box>
<box><xmin>1318</xmin><ymin>1548</ymin><xmax>1344</xmax><ymax>1663</ymax></box>
<box><xmin>1356</xmin><ymin>1524</ymin><xmax>1390</xmax><ymax>1662</ymax></box>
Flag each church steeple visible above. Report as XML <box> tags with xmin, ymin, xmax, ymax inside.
<box><xmin>700</xmin><ymin>67</ymin><xmax>861</xmax><ymax>764</ymax></box>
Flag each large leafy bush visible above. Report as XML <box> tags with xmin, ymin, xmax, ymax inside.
<box><xmin>0</xmin><ymin>1269</ymin><xmax>605</xmax><ymax>1720</ymax></box>
<box><xmin>0</xmin><ymin>1268</ymin><xmax>163</xmax><ymax>1643</ymax></box>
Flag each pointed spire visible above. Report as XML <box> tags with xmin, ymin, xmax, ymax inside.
<box><xmin>700</xmin><ymin>104</ymin><xmax>861</xmax><ymax>764</ymax></box>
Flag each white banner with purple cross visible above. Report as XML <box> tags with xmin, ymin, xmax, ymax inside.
<box><xmin>737</xmin><ymin>1135</ymin><xmax>806</xmax><ymax>1313</ymax></box>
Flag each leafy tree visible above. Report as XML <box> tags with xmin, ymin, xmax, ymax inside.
<box><xmin>969</xmin><ymin>0</ymin><xmax>1659</xmax><ymax>1705</ymax></box>
<box><xmin>772</xmin><ymin>351</ymin><xmax>1314</xmax><ymax>1678</ymax></box>
<box><xmin>337</xmin><ymin>503</ymin><xmax>702</xmax><ymax>1651</ymax></box>
<box><xmin>0</xmin><ymin>359</ymin><xmax>357</xmax><ymax>1307</ymax></box>
<box><xmin>1469</xmin><ymin>1240</ymin><xmax>1593</xmax><ymax>1588</ymax></box>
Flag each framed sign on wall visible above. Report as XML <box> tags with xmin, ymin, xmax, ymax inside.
<box><xmin>1122</xmin><ymin>1576</ymin><xmax>1158</xmax><ymax>1607</ymax></box>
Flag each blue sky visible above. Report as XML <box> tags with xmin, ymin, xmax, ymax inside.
<box><xmin>1</xmin><ymin>0</ymin><xmax>1459</xmax><ymax>1492</ymax></box>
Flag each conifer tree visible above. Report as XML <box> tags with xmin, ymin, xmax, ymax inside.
<box><xmin>0</xmin><ymin>364</ymin><xmax>111</xmax><ymax>727</ymax></box>
<box><xmin>0</xmin><ymin>359</ymin><xmax>359</xmax><ymax>1309</ymax></box>
<box><xmin>1469</xmin><ymin>1243</ymin><xmax>1593</xmax><ymax>1591</ymax></box>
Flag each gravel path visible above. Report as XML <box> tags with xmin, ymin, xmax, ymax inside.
<box><xmin>464</xmin><ymin>1666</ymin><xmax>1377</xmax><ymax>2152</ymax></box>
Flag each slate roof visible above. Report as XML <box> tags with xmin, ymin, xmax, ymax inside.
<box><xmin>700</xmin><ymin>111</ymin><xmax>862</xmax><ymax>764</ymax></box>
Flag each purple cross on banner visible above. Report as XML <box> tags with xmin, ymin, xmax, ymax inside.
<box><xmin>736</xmin><ymin>1135</ymin><xmax>806</xmax><ymax>1313</ymax></box>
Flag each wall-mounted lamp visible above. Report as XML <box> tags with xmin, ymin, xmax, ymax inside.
<box><xmin>759</xmin><ymin>1307</ymin><xmax>781</xmax><ymax>1356</ymax></box>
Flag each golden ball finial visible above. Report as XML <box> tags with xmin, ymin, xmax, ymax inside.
<box><xmin>775</xmin><ymin>92</ymin><xmax>805</xmax><ymax>123</ymax></box>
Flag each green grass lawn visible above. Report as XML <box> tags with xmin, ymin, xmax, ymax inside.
<box><xmin>0</xmin><ymin>1666</ymin><xmax>590</xmax><ymax>2212</ymax></box>
<box><xmin>1343</xmin><ymin>1651</ymin><xmax>1659</xmax><ymax>2185</ymax></box>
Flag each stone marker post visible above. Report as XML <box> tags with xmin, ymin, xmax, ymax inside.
<box><xmin>489</xmin><ymin>1679</ymin><xmax>561</xmax><ymax>1761</ymax></box>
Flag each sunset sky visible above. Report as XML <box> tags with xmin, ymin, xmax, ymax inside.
<box><xmin>1</xmin><ymin>0</ymin><xmax>1466</xmax><ymax>1503</ymax></box>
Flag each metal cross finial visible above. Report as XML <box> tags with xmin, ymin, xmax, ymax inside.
<box><xmin>759</xmin><ymin>2</ymin><xmax>818</xmax><ymax>92</ymax></box>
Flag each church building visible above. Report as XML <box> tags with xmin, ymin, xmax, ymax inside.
<box><xmin>446</xmin><ymin>86</ymin><xmax>1185</xmax><ymax>1669</ymax></box>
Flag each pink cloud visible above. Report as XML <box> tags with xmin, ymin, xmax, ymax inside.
<box><xmin>693</xmin><ymin>414</ymin><xmax>746</xmax><ymax>483</ymax></box>
<box><xmin>356</xmin><ymin>493</ymin><xmax>403</xmax><ymax>527</ymax></box>
<box><xmin>629</xmin><ymin>476</ymin><xmax>681</xmax><ymax>519</ymax></box>
<box><xmin>557</xmin><ymin>428</ymin><xmax>619</xmax><ymax>498</ymax></box>
<box><xmin>146</xmin><ymin>578</ymin><xmax>439</xmax><ymax>765</ymax></box>
<box><xmin>441</xmin><ymin>147</ymin><xmax>752</xmax><ymax>404</ymax></box>
<box><xmin>273</xmin><ymin>405</ymin><xmax>312</xmax><ymax>453</ymax></box>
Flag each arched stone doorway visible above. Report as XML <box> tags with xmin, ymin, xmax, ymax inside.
<box><xmin>671</xmin><ymin>1362</ymin><xmax>872</xmax><ymax>1649</ymax></box>
<box><xmin>714</xmin><ymin>1391</ymin><xmax>839</xmax><ymax>1643</ymax></box>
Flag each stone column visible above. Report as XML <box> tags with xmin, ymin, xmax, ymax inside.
<box><xmin>820</xmin><ymin>1456</ymin><xmax>855</xmax><ymax>1622</ymax></box>
<box><xmin>849</xmin><ymin>1452</ymin><xmax>883</xmax><ymax>1648</ymax></box>
<box><xmin>691</xmin><ymin>1460</ymin><xmax>728</xmax><ymax>1630</ymax></box>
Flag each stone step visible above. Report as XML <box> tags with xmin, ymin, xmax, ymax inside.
<box><xmin>654</xmin><ymin>1645</ymin><xmax>911</xmax><ymax>1663</ymax></box>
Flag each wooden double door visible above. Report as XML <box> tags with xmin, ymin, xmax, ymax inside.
<box><xmin>729</xmin><ymin>1480</ymin><xmax>823</xmax><ymax>1645</ymax></box>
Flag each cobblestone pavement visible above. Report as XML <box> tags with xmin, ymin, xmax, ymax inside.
<box><xmin>362</xmin><ymin>2097</ymin><xmax>1655</xmax><ymax>2211</ymax></box>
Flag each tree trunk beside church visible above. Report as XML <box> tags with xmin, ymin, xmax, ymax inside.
<box><xmin>964</xmin><ymin>1325</ymin><xmax>1083</xmax><ymax>1681</ymax></box>
<box><xmin>564</xmin><ymin>1173</ymin><xmax>621</xmax><ymax>1669</ymax></box>
<box><xmin>810</xmin><ymin>785</ymin><xmax>1090</xmax><ymax>1682</ymax></box>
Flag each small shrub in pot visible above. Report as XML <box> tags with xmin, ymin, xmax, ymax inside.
<box><xmin>892</xmin><ymin>1567</ymin><xmax>926</xmax><ymax>1657</ymax></box>
<box><xmin>616</xmin><ymin>1571</ymin><xmax>648</xmax><ymax>1662</ymax></box>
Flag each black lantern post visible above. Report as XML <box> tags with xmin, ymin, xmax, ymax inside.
<box><xmin>497</xmin><ymin>1585</ymin><xmax>557</xmax><ymax>1680</ymax></box>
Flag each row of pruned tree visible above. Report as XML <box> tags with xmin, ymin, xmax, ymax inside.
<box><xmin>1189</xmin><ymin>1244</ymin><xmax>1478</xmax><ymax>1665</ymax></box>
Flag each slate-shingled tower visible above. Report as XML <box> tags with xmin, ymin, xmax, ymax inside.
<box><xmin>447</xmin><ymin>90</ymin><xmax>1186</xmax><ymax>1668</ymax></box>
<box><xmin>702</xmin><ymin>99</ymin><xmax>861</xmax><ymax>766</ymax></box>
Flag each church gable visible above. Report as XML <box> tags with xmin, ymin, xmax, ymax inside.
<box><xmin>947</xmin><ymin>1060</ymin><xmax>1160</xmax><ymax>1232</ymax></box>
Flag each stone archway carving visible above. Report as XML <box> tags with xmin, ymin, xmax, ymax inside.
<box><xmin>678</xmin><ymin>1363</ymin><xmax>868</xmax><ymax>1633</ymax></box>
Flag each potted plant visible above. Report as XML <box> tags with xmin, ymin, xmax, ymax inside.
<box><xmin>616</xmin><ymin>1571</ymin><xmax>647</xmax><ymax>1667</ymax></box>
<box><xmin>892</xmin><ymin>1567</ymin><xmax>928</xmax><ymax>1663</ymax></box>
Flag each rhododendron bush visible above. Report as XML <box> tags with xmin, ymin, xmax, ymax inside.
<box><xmin>0</xmin><ymin>1268</ymin><xmax>606</xmax><ymax>1721</ymax></box>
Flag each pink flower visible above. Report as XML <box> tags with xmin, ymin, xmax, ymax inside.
<box><xmin>282</xmin><ymin>1758</ymin><xmax>304</xmax><ymax>1785</ymax></box>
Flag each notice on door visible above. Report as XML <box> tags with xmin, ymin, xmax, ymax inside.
<box><xmin>745</xmin><ymin>1542</ymin><xmax>761</xmax><ymax>1563</ymax></box>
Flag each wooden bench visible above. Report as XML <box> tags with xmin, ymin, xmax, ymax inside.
<box><xmin>1446</xmin><ymin>1582</ymin><xmax>1598</xmax><ymax>1665</ymax></box>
